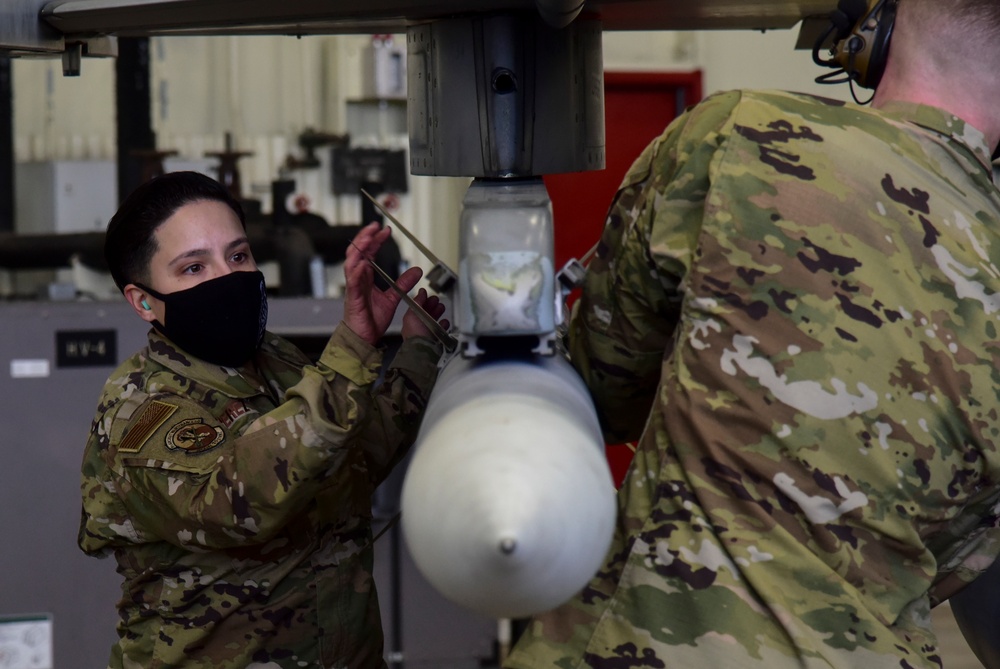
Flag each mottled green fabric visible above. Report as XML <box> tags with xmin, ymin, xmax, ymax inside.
<box><xmin>507</xmin><ymin>90</ymin><xmax>1000</xmax><ymax>669</ymax></box>
<box><xmin>80</xmin><ymin>324</ymin><xmax>441</xmax><ymax>669</ymax></box>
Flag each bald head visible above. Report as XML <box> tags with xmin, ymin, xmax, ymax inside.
<box><xmin>873</xmin><ymin>0</ymin><xmax>1000</xmax><ymax>147</ymax></box>
<box><xmin>904</xmin><ymin>0</ymin><xmax>1000</xmax><ymax>32</ymax></box>
<box><xmin>890</xmin><ymin>0</ymin><xmax>1000</xmax><ymax>72</ymax></box>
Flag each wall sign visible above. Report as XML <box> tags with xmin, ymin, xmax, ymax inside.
<box><xmin>56</xmin><ymin>329</ymin><xmax>117</xmax><ymax>368</ymax></box>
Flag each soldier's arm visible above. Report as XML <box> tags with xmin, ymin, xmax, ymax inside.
<box><xmin>100</xmin><ymin>324</ymin><xmax>398</xmax><ymax>550</ymax></box>
<box><xmin>352</xmin><ymin>334</ymin><xmax>442</xmax><ymax>486</ymax></box>
<box><xmin>569</xmin><ymin>91</ymin><xmax>740</xmax><ymax>443</ymax></box>
<box><xmin>568</xmin><ymin>176</ymin><xmax>674</xmax><ymax>444</ymax></box>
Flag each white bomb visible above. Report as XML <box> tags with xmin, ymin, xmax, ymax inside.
<box><xmin>400</xmin><ymin>353</ymin><xmax>616</xmax><ymax>619</ymax></box>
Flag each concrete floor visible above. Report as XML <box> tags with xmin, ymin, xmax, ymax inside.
<box><xmin>933</xmin><ymin>602</ymin><xmax>985</xmax><ymax>669</ymax></box>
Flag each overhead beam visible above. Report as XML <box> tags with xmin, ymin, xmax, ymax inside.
<box><xmin>40</xmin><ymin>0</ymin><xmax>836</xmax><ymax>37</ymax></box>
<box><xmin>2</xmin><ymin>0</ymin><xmax>64</xmax><ymax>53</ymax></box>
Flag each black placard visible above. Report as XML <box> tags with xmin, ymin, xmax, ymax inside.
<box><xmin>331</xmin><ymin>148</ymin><xmax>409</xmax><ymax>195</ymax></box>
<box><xmin>56</xmin><ymin>330</ymin><xmax>117</xmax><ymax>368</ymax></box>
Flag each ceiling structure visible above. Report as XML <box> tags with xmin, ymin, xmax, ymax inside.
<box><xmin>36</xmin><ymin>0</ymin><xmax>836</xmax><ymax>39</ymax></box>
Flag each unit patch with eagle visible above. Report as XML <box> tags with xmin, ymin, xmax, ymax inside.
<box><xmin>165</xmin><ymin>418</ymin><xmax>225</xmax><ymax>454</ymax></box>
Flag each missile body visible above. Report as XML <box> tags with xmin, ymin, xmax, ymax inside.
<box><xmin>400</xmin><ymin>352</ymin><xmax>617</xmax><ymax>619</ymax></box>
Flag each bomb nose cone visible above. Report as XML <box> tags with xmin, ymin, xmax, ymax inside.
<box><xmin>400</xmin><ymin>357</ymin><xmax>616</xmax><ymax>620</ymax></box>
<box><xmin>499</xmin><ymin>538</ymin><xmax>518</xmax><ymax>555</ymax></box>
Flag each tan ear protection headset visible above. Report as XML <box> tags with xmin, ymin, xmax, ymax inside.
<box><xmin>814</xmin><ymin>0</ymin><xmax>898</xmax><ymax>96</ymax></box>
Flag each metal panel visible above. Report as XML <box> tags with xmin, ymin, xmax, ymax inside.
<box><xmin>0</xmin><ymin>0</ymin><xmax>62</xmax><ymax>52</ymax></box>
<box><xmin>0</xmin><ymin>301</ymin><xmax>142</xmax><ymax>669</ymax></box>
<box><xmin>407</xmin><ymin>16</ymin><xmax>605</xmax><ymax>177</ymax></box>
<box><xmin>40</xmin><ymin>0</ymin><xmax>837</xmax><ymax>37</ymax></box>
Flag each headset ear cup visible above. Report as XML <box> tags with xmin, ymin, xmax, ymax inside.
<box><xmin>832</xmin><ymin>0</ymin><xmax>868</xmax><ymax>37</ymax></box>
<box><xmin>864</xmin><ymin>0</ymin><xmax>897</xmax><ymax>89</ymax></box>
<box><xmin>832</xmin><ymin>0</ymin><xmax>897</xmax><ymax>89</ymax></box>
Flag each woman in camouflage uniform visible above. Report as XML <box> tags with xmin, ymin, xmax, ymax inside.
<box><xmin>79</xmin><ymin>171</ymin><xmax>446</xmax><ymax>668</ymax></box>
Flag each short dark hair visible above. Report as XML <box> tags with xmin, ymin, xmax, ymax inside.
<box><xmin>104</xmin><ymin>171</ymin><xmax>246</xmax><ymax>293</ymax></box>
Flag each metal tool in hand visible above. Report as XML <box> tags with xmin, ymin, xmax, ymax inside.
<box><xmin>349</xmin><ymin>240</ymin><xmax>458</xmax><ymax>353</ymax></box>
<box><xmin>360</xmin><ymin>189</ymin><xmax>458</xmax><ymax>292</ymax></box>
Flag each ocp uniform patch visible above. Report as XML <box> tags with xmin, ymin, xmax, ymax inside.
<box><xmin>165</xmin><ymin>418</ymin><xmax>225</xmax><ymax>454</ymax></box>
<box><xmin>118</xmin><ymin>400</ymin><xmax>178</xmax><ymax>453</ymax></box>
<box><xmin>220</xmin><ymin>399</ymin><xmax>253</xmax><ymax>428</ymax></box>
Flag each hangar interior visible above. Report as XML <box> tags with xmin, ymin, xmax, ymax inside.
<box><xmin>0</xmin><ymin>1</ymin><xmax>989</xmax><ymax>668</ymax></box>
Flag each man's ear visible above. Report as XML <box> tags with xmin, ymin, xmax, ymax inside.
<box><xmin>123</xmin><ymin>284</ymin><xmax>158</xmax><ymax>323</ymax></box>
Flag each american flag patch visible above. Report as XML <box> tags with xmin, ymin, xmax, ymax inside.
<box><xmin>118</xmin><ymin>400</ymin><xmax>178</xmax><ymax>453</ymax></box>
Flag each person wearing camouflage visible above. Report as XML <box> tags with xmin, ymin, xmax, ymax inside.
<box><xmin>506</xmin><ymin>1</ymin><xmax>1000</xmax><ymax>668</ymax></box>
<box><xmin>79</xmin><ymin>171</ymin><xmax>446</xmax><ymax>668</ymax></box>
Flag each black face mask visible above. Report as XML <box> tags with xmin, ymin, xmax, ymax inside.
<box><xmin>137</xmin><ymin>270</ymin><xmax>269</xmax><ymax>367</ymax></box>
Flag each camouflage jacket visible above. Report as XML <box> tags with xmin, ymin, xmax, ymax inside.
<box><xmin>79</xmin><ymin>324</ymin><xmax>441</xmax><ymax>669</ymax></box>
<box><xmin>507</xmin><ymin>90</ymin><xmax>1000</xmax><ymax>669</ymax></box>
